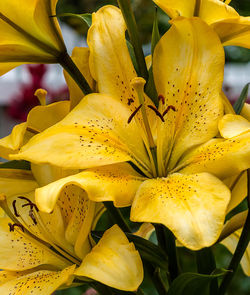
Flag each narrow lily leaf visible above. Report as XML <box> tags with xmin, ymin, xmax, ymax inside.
<box><xmin>0</xmin><ymin>160</ymin><xmax>30</xmax><ymax>170</ymax></box>
<box><xmin>126</xmin><ymin>233</ymin><xmax>168</xmax><ymax>270</ymax></box>
<box><xmin>56</xmin><ymin>13</ymin><xmax>92</xmax><ymax>27</ymax></box>
<box><xmin>145</xmin><ymin>66</ymin><xmax>158</xmax><ymax>107</ymax></box>
<box><xmin>151</xmin><ymin>8</ymin><xmax>160</xmax><ymax>56</ymax></box>
<box><xmin>167</xmin><ymin>271</ymin><xmax>227</xmax><ymax>295</ymax></box>
<box><xmin>126</xmin><ymin>40</ymin><xmax>139</xmax><ymax>74</ymax></box>
<box><xmin>233</xmin><ymin>83</ymin><xmax>250</xmax><ymax>114</ymax></box>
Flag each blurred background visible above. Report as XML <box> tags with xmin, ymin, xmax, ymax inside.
<box><xmin>0</xmin><ymin>1</ymin><xmax>249</xmax><ymax>294</ymax></box>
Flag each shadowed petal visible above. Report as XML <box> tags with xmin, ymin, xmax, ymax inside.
<box><xmin>35</xmin><ymin>163</ymin><xmax>145</xmax><ymax>213</ymax></box>
<box><xmin>0</xmin><ymin>217</ymin><xmax>70</xmax><ymax>271</ymax></box>
<box><xmin>75</xmin><ymin>225</ymin><xmax>143</xmax><ymax>291</ymax></box>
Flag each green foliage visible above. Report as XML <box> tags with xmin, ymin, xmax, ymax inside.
<box><xmin>167</xmin><ymin>271</ymin><xmax>227</xmax><ymax>295</ymax></box>
<box><xmin>233</xmin><ymin>83</ymin><xmax>250</xmax><ymax>114</ymax></box>
<box><xmin>56</xmin><ymin>13</ymin><xmax>92</xmax><ymax>27</ymax></box>
<box><xmin>0</xmin><ymin>160</ymin><xmax>30</xmax><ymax>170</ymax></box>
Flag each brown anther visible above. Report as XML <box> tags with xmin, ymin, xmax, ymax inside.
<box><xmin>29</xmin><ymin>209</ymin><xmax>37</xmax><ymax>225</ymax></box>
<box><xmin>18</xmin><ymin>196</ymin><xmax>39</xmax><ymax>212</ymax></box>
<box><xmin>12</xmin><ymin>200</ymin><xmax>20</xmax><ymax>217</ymax></box>
<box><xmin>127</xmin><ymin>104</ymin><xmax>142</xmax><ymax>124</ymax></box>
<box><xmin>158</xmin><ymin>94</ymin><xmax>165</xmax><ymax>105</ymax></box>
<box><xmin>147</xmin><ymin>105</ymin><xmax>165</xmax><ymax>122</ymax></box>
<box><xmin>127</xmin><ymin>98</ymin><xmax>134</xmax><ymax>106</ymax></box>
<box><xmin>8</xmin><ymin>223</ymin><xmax>24</xmax><ymax>232</ymax></box>
<box><xmin>162</xmin><ymin>105</ymin><xmax>176</xmax><ymax>117</ymax></box>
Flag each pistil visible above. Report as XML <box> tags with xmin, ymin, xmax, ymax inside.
<box><xmin>131</xmin><ymin>77</ymin><xmax>158</xmax><ymax>177</ymax></box>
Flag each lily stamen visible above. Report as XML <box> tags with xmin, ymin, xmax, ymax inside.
<box><xmin>127</xmin><ymin>104</ymin><xmax>142</xmax><ymax>124</ymax></box>
<box><xmin>29</xmin><ymin>209</ymin><xmax>38</xmax><ymax>225</ymax></box>
<box><xmin>12</xmin><ymin>200</ymin><xmax>20</xmax><ymax>217</ymax></box>
<box><xmin>8</xmin><ymin>222</ymin><xmax>24</xmax><ymax>232</ymax></box>
<box><xmin>158</xmin><ymin>94</ymin><xmax>165</xmax><ymax>105</ymax></box>
<box><xmin>147</xmin><ymin>105</ymin><xmax>165</xmax><ymax>122</ymax></box>
<box><xmin>162</xmin><ymin>105</ymin><xmax>176</xmax><ymax>117</ymax></box>
<box><xmin>18</xmin><ymin>196</ymin><xmax>39</xmax><ymax>212</ymax></box>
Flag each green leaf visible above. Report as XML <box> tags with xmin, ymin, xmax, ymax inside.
<box><xmin>126</xmin><ymin>40</ymin><xmax>139</xmax><ymax>74</ymax></box>
<box><xmin>167</xmin><ymin>271</ymin><xmax>227</xmax><ymax>295</ymax></box>
<box><xmin>233</xmin><ymin>83</ymin><xmax>250</xmax><ymax>114</ymax></box>
<box><xmin>56</xmin><ymin>13</ymin><xmax>92</xmax><ymax>27</ymax></box>
<box><xmin>145</xmin><ymin>66</ymin><xmax>158</xmax><ymax>106</ymax></box>
<box><xmin>0</xmin><ymin>160</ymin><xmax>30</xmax><ymax>170</ymax></box>
<box><xmin>126</xmin><ymin>233</ymin><xmax>168</xmax><ymax>270</ymax></box>
<box><xmin>151</xmin><ymin>8</ymin><xmax>160</xmax><ymax>56</ymax></box>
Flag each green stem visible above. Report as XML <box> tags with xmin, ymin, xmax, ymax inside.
<box><xmin>146</xmin><ymin>263</ymin><xmax>168</xmax><ymax>295</ymax></box>
<box><xmin>59</xmin><ymin>52</ymin><xmax>93</xmax><ymax>95</ymax></box>
<box><xmin>103</xmin><ymin>202</ymin><xmax>132</xmax><ymax>232</ymax></box>
<box><xmin>196</xmin><ymin>248</ymin><xmax>218</xmax><ymax>295</ymax></box>
<box><xmin>219</xmin><ymin>169</ymin><xmax>250</xmax><ymax>295</ymax></box>
<box><xmin>91</xmin><ymin>282</ymin><xmax>115</xmax><ymax>295</ymax></box>
<box><xmin>155</xmin><ymin>225</ymin><xmax>179</xmax><ymax>282</ymax></box>
<box><xmin>117</xmin><ymin>0</ymin><xmax>148</xmax><ymax>80</ymax></box>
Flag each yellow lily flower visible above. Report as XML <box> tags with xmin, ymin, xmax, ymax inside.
<box><xmin>0</xmin><ymin>166</ymin><xmax>143</xmax><ymax>294</ymax></box>
<box><xmin>0</xmin><ymin>0</ymin><xmax>66</xmax><ymax>75</ymax></box>
<box><xmin>11</xmin><ymin>6</ymin><xmax>250</xmax><ymax>250</ymax></box>
<box><xmin>153</xmin><ymin>0</ymin><xmax>250</xmax><ymax>48</ymax></box>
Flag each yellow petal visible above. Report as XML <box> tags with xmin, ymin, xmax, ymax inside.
<box><xmin>87</xmin><ymin>6</ymin><xmax>138</xmax><ymax>107</ymax></box>
<box><xmin>241</xmin><ymin>103</ymin><xmax>250</xmax><ymax>121</ymax></box>
<box><xmin>31</xmin><ymin>163</ymin><xmax>77</xmax><ymax>186</ymax></box>
<box><xmin>153</xmin><ymin>17</ymin><xmax>224</xmax><ymax>171</ymax></box>
<box><xmin>199</xmin><ymin>0</ymin><xmax>238</xmax><ymax>25</ymax></box>
<box><xmin>64</xmin><ymin>47</ymin><xmax>95</xmax><ymax>109</ymax></box>
<box><xmin>0</xmin><ymin>123</ymin><xmax>27</xmax><ymax>159</ymax></box>
<box><xmin>219</xmin><ymin>114</ymin><xmax>250</xmax><ymax>138</ymax></box>
<box><xmin>0</xmin><ymin>217</ymin><xmax>70</xmax><ymax>271</ymax></box>
<box><xmin>12</xmin><ymin>93</ymin><xmax>151</xmax><ymax>176</ymax></box>
<box><xmin>0</xmin><ymin>0</ymin><xmax>65</xmax><ymax>75</ymax></box>
<box><xmin>221</xmin><ymin>91</ymin><xmax>235</xmax><ymax>114</ymax></box>
<box><xmin>58</xmin><ymin>186</ymin><xmax>95</xmax><ymax>259</ymax></box>
<box><xmin>134</xmin><ymin>223</ymin><xmax>155</xmax><ymax>240</ymax></box>
<box><xmin>221</xmin><ymin>229</ymin><xmax>250</xmax><ymax>276</ymax></box>
<box><xmin>75</xmin><ymin>225</ymin><xmax>143</xmax><ymax>291</ymax></box>
<box><xmin>0</xmin><ymin>101</ymin><xmax>70</xmax><ymax>160</ymax></box>
<box><xmin>87</xmin><ymin>5</ymin><xmax>155</xmax><ymax>135</ymax></box>
<box><xmin>35</xmin><ymin>163</ymin><xmax>145</xmax><ymax>213</ymax></box>
<box><xmin>178</xmin><ymin>133</ymin><xmax>250</xmax><ymax>179</ymax></box>
<box><xmin>224</xmin><ymin>171</ymin><xmax>247</xmax><ymax>213</ymax></box>
<box><xmin>0</xmin><ymin>270</ymin><xmax>31</xmax><ymax>285</ymax></box>
<box><xmin>0</xmin><ymin>265</ymin><xmax>76</xmax><ymax>294</ymax></box>
<box><xmin>131</xmin><ymin>173</ymin><xmax>230</xmax><ymax>250</ymax></box>
<box><xmin>0</xmin><ymin>169</ymin><xmax>38</xmax><ymax>198</ymax></box>
<box><xmin>212</xmin><ymin>16</ymin><xmax>250</xmax><ymax>49</ymax></box>
<box><xmin>153</xmin><ymin>0</ymin><xmax>196</xmax><ymax>18</ymax></box>
<box><xmin>26</xmin><ymin>100</ymin><xmax>70</xmax><ymax>133</ymax></box>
